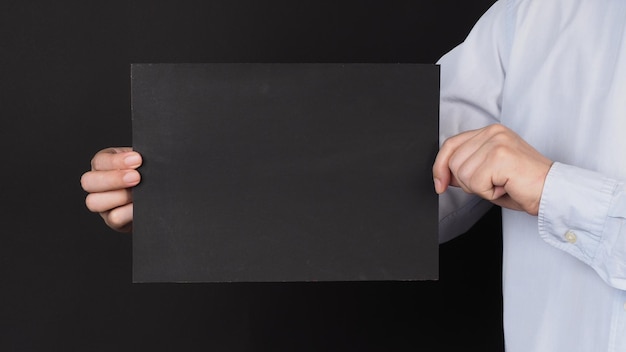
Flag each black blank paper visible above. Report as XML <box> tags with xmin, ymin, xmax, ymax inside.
<box><xmin>131</xmin><ymin>63</ymin><xmax>439</xmax><ymax>282</ymax></box>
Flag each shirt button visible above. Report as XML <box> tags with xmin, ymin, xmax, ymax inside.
<box><xmin>565</xmin><ymin>230</ymin><xmax>577</xmax><ymax>244</ymax></box>
<box><xmin>623</xmin><ymin>302</ymin><xmax>626</xmax><ymax>311</ymax></box>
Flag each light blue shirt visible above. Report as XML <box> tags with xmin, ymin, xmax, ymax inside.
<box><xmin>437</xmin><ymin>0</ymin><xmax>626</xmax><ymax>351</ymax></box>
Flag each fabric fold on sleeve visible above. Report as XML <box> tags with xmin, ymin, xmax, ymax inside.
<box><xmin>539</xmin><ymin>161</ymin><xmax>626</xmax><ymax>290</ymax></box>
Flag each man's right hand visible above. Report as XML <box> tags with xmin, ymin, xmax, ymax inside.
<box><xmin>80</xmin><ymin>147</ymin><xmax>142</xmax><ymax>232</ymax></box>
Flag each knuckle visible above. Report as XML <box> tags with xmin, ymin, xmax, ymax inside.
<box><xmin>91</xmin><ymin>148</ymin><xmax>122</xmax><ymax>171</ymax></box>
<box><xmin>456</xmin><ymin>165</ymin><xmax>473</xmax><ymax>184</ymax></box>
<box><xmin>91</xmin><ymin>155</ymin><xmax>103</xmax><ymax>171</ymax></box>
<box><xmin>489</xmin><ymin>144</ymin><xmax>512</xmax><ymax>160</ymax></box>
<box><xmin>85</xmin><ymin>194</ymin><xmax>99</xmax><ymax>212</ymax></box>
<box><xmin>490</xmin><ymin>131</ymin><xmax>511</xmax><ymax>145</ymax></box>
<box><xmin>448</xmin><ymin>153</ymin><xmax>463</xmax><ymax>174</ymax></box>
<box><xmin>106</xmin><ymin>209</ymin><xmax>126</xmax><ymax>229</ymax></box>
<box><xmin>486</xmin><ymin>123</ymin><xmax>507</xmax><ymax>134</ymax></box>
<box><xmin>80</xmin><ymin>172</ymin><xmax>92</xmax><ymax>191</ymax></box>
<box><xmin>485</xmin><ymin>125</ymin><xmax>517</xmax><ymax>148</ymax></box>
<box><xmin>440</xmin><ymin>137</ymin><xmax>455</xmax><ymax>150</ymax></box>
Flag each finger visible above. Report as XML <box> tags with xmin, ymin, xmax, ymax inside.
<box><xmin>454</xmin><ymin>147</ymin><xmax>514</xmax><ymax>207</ymax></box>
<box><xmin>450</xmin><ymin>137</ymin><xmax>506</xmax><ymax>199</ymax></box>
<box><xmin>85</xmin><ymin>189</ymin><xmax>133</xmax><ymax>213</ymax></box>
<box><xmin>491</xmin><ymin>194</ymin><xmax>524</xmax><ymax>212</ymax></box>
<box><xmin>433</xmin><ymin>128</ymin><xmax>483</xmax><ymax>194</ymax></box>
<box><xmin>81</xmin><ymin>169</ymin><xmax>141</xmax><ymax>193</ymax></box>
<box><xmin>91</xmin><ymin>147</ymin><xmax>142</xmax><ymax>171</ymax></box>
<box><xmin>101</xmin><ymin>203</ymin><xmax>134</xmax><ymax>232</ymax></box>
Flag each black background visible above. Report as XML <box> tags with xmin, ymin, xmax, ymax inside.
<box><xmin>1</xmin><ymin>0</ymin><xmax>503</xmax><ymax>350</ymax></box>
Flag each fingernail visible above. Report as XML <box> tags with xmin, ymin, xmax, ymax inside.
<box><xmin>123</xmin><ymin>171</ymin><xmax>140</xmax><ymax>184</ymax></box>
<box><xmin>124</xmin><ymin>153</ymin><xmax>141</xmax><ymax>167</ymax></box>
<box><xmin>434</xmin><ymin>178</ymin><xmax>442</xmax><ymax>194</ymax></box>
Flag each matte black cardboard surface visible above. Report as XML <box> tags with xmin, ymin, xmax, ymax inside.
<box><xmin>131</xmin><ymin>63</ymin><xmax>439</xmax><ymax>282</ymax></box>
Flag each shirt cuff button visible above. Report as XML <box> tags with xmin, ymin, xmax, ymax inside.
<box><xmin>565</xmin><ymin>230</ymin><xmax>577</xmax><ymax>244</ymax></box>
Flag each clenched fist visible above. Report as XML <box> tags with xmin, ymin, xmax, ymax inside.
<box><xmin>433</xmin><ymin>124</ymin><xmax>553</xmax><ymax>215</ymax></box>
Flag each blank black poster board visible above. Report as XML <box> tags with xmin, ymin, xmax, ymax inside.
<box><xmin>131</xmin><ymin>63</ymin><xmax>439</xmax><ymax>282</ymax></box>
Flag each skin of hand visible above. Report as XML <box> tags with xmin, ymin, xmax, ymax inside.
<box><xmin>80</xmin><ymin>147</ymin><xmax>141</xmax><ymax>232</ymax></box>
<box><xmin>432</xmin><ymin>124</ymin><xmax>553</xmax><ymax>216</ymax></box>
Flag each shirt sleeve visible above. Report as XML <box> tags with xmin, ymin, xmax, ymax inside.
<box><xmin>539</xmin><ymin>162</ymin><xmax>626</xmax><ymax>290</ymax></box>
<box><xmin>437</xmin><ymin>0</ymin><xmax>513</xmax><ymax>243</ymax></box>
